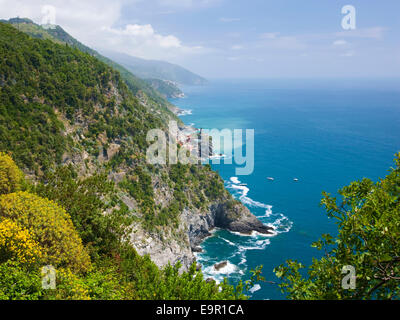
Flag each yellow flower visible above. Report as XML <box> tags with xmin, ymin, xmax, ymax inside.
<box><xmin>0</xmin><ymin>152</ymin><xmax>24</xmax><ymax>195</ymax></box>
<box><xmin>0</xmin><ymin>191</ymin><xmax>91</xmax><ymax>273</ymax></box>
<box><xmin>0</xmin><ymin>218</ymin><xmax>42</xmax><ymax>264</ymax></box>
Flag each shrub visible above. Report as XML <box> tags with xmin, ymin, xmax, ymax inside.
<box><xmin>0</xmin><ymin>152</ymin><xmax>24</xmax><ymax>195</ymax></box>
<box><xmin>0</xmin><ymin>261</ymin><xmax>43</xmax><ymax>300</ymax></box>
<box><xmin>0</xmin><ymin>218</ymin><xmax>42</xmax><ymax>265</ymax></box>
<box><xmin>0</xmin><ymin>191</ymin><xmax>91</xmax><ymax>273</ymax></box>
<box><xmin>46</xmin><ymin>268</ymin><xmax>91</xmax><ymax>300</ymax></box>
<box><xmin>34</xmin><ymin>165</ymin><xmax>132</xmax><ymax>257</ymax></box>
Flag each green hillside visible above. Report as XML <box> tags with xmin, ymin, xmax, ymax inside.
<box><xmin>2</xmin><ymin>18</ymin><xmax>179</xmax><ymax>122</ymax></box>
<box><xmin>0</xmin><ymin>22</ymin><xmax>249</xmax><ymax>300</ymax></box>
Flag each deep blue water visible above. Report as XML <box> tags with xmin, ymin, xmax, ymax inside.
<box><xmin>170</xmin><ymin>79</ymin><xmax>400</xmax><ymax>300</ymax></box>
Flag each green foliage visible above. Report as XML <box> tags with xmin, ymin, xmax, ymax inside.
<box><xmin>0</xmin><ymin>152</ymin><xmax>25</xmax><ymax>195</ymax></box>
<box><xmin>275</xmin><ymin>153</ymin><xmax>400</xmax><ymax>300</ymax></box>
<box><xmin>0</xmin><ymin>22</ymin><xmax>163</xmax><ymax>173</ymax></box>
<box><xmin>116</xmin><ymin>245</ymin><xmax>246</xmax><ymax>300</ymax></box>
<box><xmin>120</xmin><ymin>167</ymin><xmax>156</xmax><ymax>228</ymax></box>
<box><xmin>0</xmin><ymin>191</ymin><xmax>91</xmax><ymax>273</ymax></box>
<box><xmin>0</xmin><ymin>261</ymin><xmax>43</xmax><ymax>300</ymax></box>
<box><xmin>244</xmin><ymin>265</ymin><xmax>266</xmax><ymax>291</ymax></box>
<box><xmin>3</xmin><ymin>18</ymin><xmax>180</xmax><ymax>125</ymax></box>
<box><xmin>34</xmin><ymin>165</ymin><xmax>133</xmax><ymax>258</ymax></box>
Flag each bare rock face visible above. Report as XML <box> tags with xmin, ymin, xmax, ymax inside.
<box><xmin>179</xmin><ymin>200</ymin><xmax>274</xmax><ymax>268</ymax></box>
<box><xmin>129</xmin><ymin>223</ymin><xmax>196</xmax><ymax>272</ymax></box>
<box><xmin>212</xmin><ymin>202</ymin><xmax>274</xmax><ymax>235</ymax></box>
<box><xmin>129</xmin><ymin>199</ymin><xmax>273</xmax><ymax>272</ymax></box>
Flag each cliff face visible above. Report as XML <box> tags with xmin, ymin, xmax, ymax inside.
<box><xmin>131</xmin><ymin>197</ymin><xmax>273</xmax><ymax>270</ymax></box>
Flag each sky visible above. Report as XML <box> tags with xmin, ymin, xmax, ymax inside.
<box><xmin>1</xmin><ymin>0</ymin><xmax>399</xmax><ymax>78</ymax></box>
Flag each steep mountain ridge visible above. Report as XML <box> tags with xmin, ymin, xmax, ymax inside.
<box><xmin>0</xmin><ymin>22</ymin><xmax>272</xmax><ymax>273</ymax></box>
<box><xmin>1</xmin><ymin>17</ymin><xmax>181</xmax><ymax>119</ymax></box>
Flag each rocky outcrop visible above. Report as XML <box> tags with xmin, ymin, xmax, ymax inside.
<box><xmin>183</xmin><ymin>200</ymin><xmax>273</xmax><ymax>251</ymax></box>
<box><xmin>212</xmin><ymin>202</ymin><xmax>273</xmax><ymax>235</ymax></box>
<box><xmin>214</xmin><ymin>261</ymin><xmax>228</xmax><ymax>271</ymax></box>
<box><xmin>130</xmin><ymin>199</ymin><xmax>273</xmax><ymax>271</ymax></box>
<box><xmin>129</xmin><ymin>224</ymin><xmax>195</xmax><ymax>271</ymax></box>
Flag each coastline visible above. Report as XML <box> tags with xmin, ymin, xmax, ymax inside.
<box><xmin>167</xmin><ymin>102</ymin><xmax>275</xmax><ymax>276</ymax></box>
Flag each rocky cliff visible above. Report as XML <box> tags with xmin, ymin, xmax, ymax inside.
<box><xmin>131</xmin><ymin>197</ymin><xmax>273</xmax><ymax>271</ymax></box>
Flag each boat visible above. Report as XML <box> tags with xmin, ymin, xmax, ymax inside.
<box><xmin>267</xmin><ymin>177</ymin><xmax>274</xmax><ymax>181</ymax></box>
<box><xmin>238</xmin><ymin>183</ymin><xmax>247</xmax><ymax>186</ymax></box>
<box><xmin>293</xmin><ymin>178</ymin><xmax>299</xmax><ymax>182</ymax></box>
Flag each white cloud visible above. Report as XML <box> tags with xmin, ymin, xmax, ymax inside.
<box><xmin>0</xmin><ymin>0</ymin><xmax>208</xmax><ymax>60</ymax></box>
<box><xmin>0</xmin><ymin>0</ymin><xmax>123</xmax><ymax>34</ymax></box>
<box><xmin>100</xmin><ymin>23</ymin><xmax>206</xmax><ymax>59</ymax></box>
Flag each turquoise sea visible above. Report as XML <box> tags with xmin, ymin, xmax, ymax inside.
<box><xmin>170</xmin><ymin>79</ymin><xmax>400</xmax><ymax>300</ymax></box>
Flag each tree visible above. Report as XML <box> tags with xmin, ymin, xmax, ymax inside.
<box><xmin>0</xmin><ymin>191</ymin><xmax>91</xmax><ymax>273</ymax></box>
<box><xmin>34</xmin><ymin>165</ymin><xmax>131</xmax><ymax>257</ymax></box>
<box><xmin>0</xmin><ymin>152</ymin><xmax>24</xmax><ymax>195</ymax></box>
<box><xmin>275</xmin><ymin>153</ymin><xmax>400</xmax><ymax>300</ymax></box>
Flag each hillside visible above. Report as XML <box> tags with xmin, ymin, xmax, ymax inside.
<box><xmin>144</xmin><ymin>78</ymin><xmax>184</xmax><ymax>99</ymax></box>
<box><xmin>1</xmin><ymin>17</ymin><xmax>180</xmax><ymax>119</ymax></box>
<box><xmin>5</xmin><ymin>18</ymin><xmax>205</xmax><ymax>89</ymax></box>
<box><xmin>102</xmin><ymin>50</ymin><xmax>208</xmax><ymax>86</ymax></box>
<box><xmin>0</xmin><ymin>22</ymin><xmax>271</xmax><ymax>299</ymax></box>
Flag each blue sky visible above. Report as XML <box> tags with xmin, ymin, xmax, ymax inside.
<box><xmin>1</xmin><ymin>0</ymin><xmax>399</xmax><ymax>78</ymax></box>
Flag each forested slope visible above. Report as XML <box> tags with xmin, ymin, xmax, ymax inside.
<box><xmin>0</xmin><ymin>22</ymin><xmax>266</xmax><ymax>300</ymax></box>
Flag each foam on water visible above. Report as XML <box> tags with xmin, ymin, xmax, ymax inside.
<box><xmin>226</xmin><ymin>177</ymin><xmax>292</xmax><ymax>235</ymax></box>
<box><xmin>201</xmin><ymin>261</ymin><xmax>239</xmax><ymax>283</ymax></box>
<box><xmin>195</xmin><ymin>176</ymin><xmax>293</xmax><ymax>290</ymax></box>
<box><xmin>230</xmin><ymin>177</ymin><xmax>241</xmax><ymax>184</ymax></box>
<box><xmin>177</xmin><ymin>109</ymin><xmax>193</xmax><ymax>116</ymax></box>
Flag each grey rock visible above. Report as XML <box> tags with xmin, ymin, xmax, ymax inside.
<box><xmin>214</xmin><ymin>261</ymin><xmax>228</xmax><ymax>271</ymax></box>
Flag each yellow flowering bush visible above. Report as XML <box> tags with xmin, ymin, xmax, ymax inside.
<box><xmin>0</xmin><ymin>218</ymin><xmax>42</xmax><ymax>264</ymax></box>
<box><xmin>0</xmin><ymin>152</ymin><xmax>24</xmax><ymax>195</ymax></box>
<box><xmin>0</xmin><ymin>191</ymin><xmax>91</xmax><ymax>273</ymax></box>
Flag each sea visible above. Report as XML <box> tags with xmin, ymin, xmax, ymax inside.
<box><xmin>170</xmin><ymin>78</ymin><xmax>400</xmax><ymax>300</ymax></box>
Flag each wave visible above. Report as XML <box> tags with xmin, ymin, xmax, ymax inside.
<box><xmin>237</xmin><ymin>238</ymin><xmax>271</xmax><ymax>252</ymax></box>
<box><xmin>195</xmin><ymin>176</ymin><xmax>293</xmax><ymax>287</ymax></box>
<box><xmin>218</xmin><ymin>236</ymin><xmax>236</xmax><ymax>246</ymax></box>
<box><xmin>210</xmin><ymin>154</ymin><xmax>227</xmax><ymax>160</ymax></box>
<box><xmin>177</xmin><ymin>109</ymin><xmax>192</xmax><ymax>116</ymax></box>
<box><xmin>230</xmin><ymin>177</ymin><xmax>241</xmax><ymax>184</ymax></box>
<box><xmin>226</xmin><ymin>176</ymin><xmax>292</xmax><ymax>236</ymax></box>
<box><xmin>227</xmin><ymin>180</ymin><xmax>272</xmax><ymax>211</ymax></box>
<box><xmin>201</xmin><ymin>261</ymin><xmax>238</xmax><ymax>283</ymax></box>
